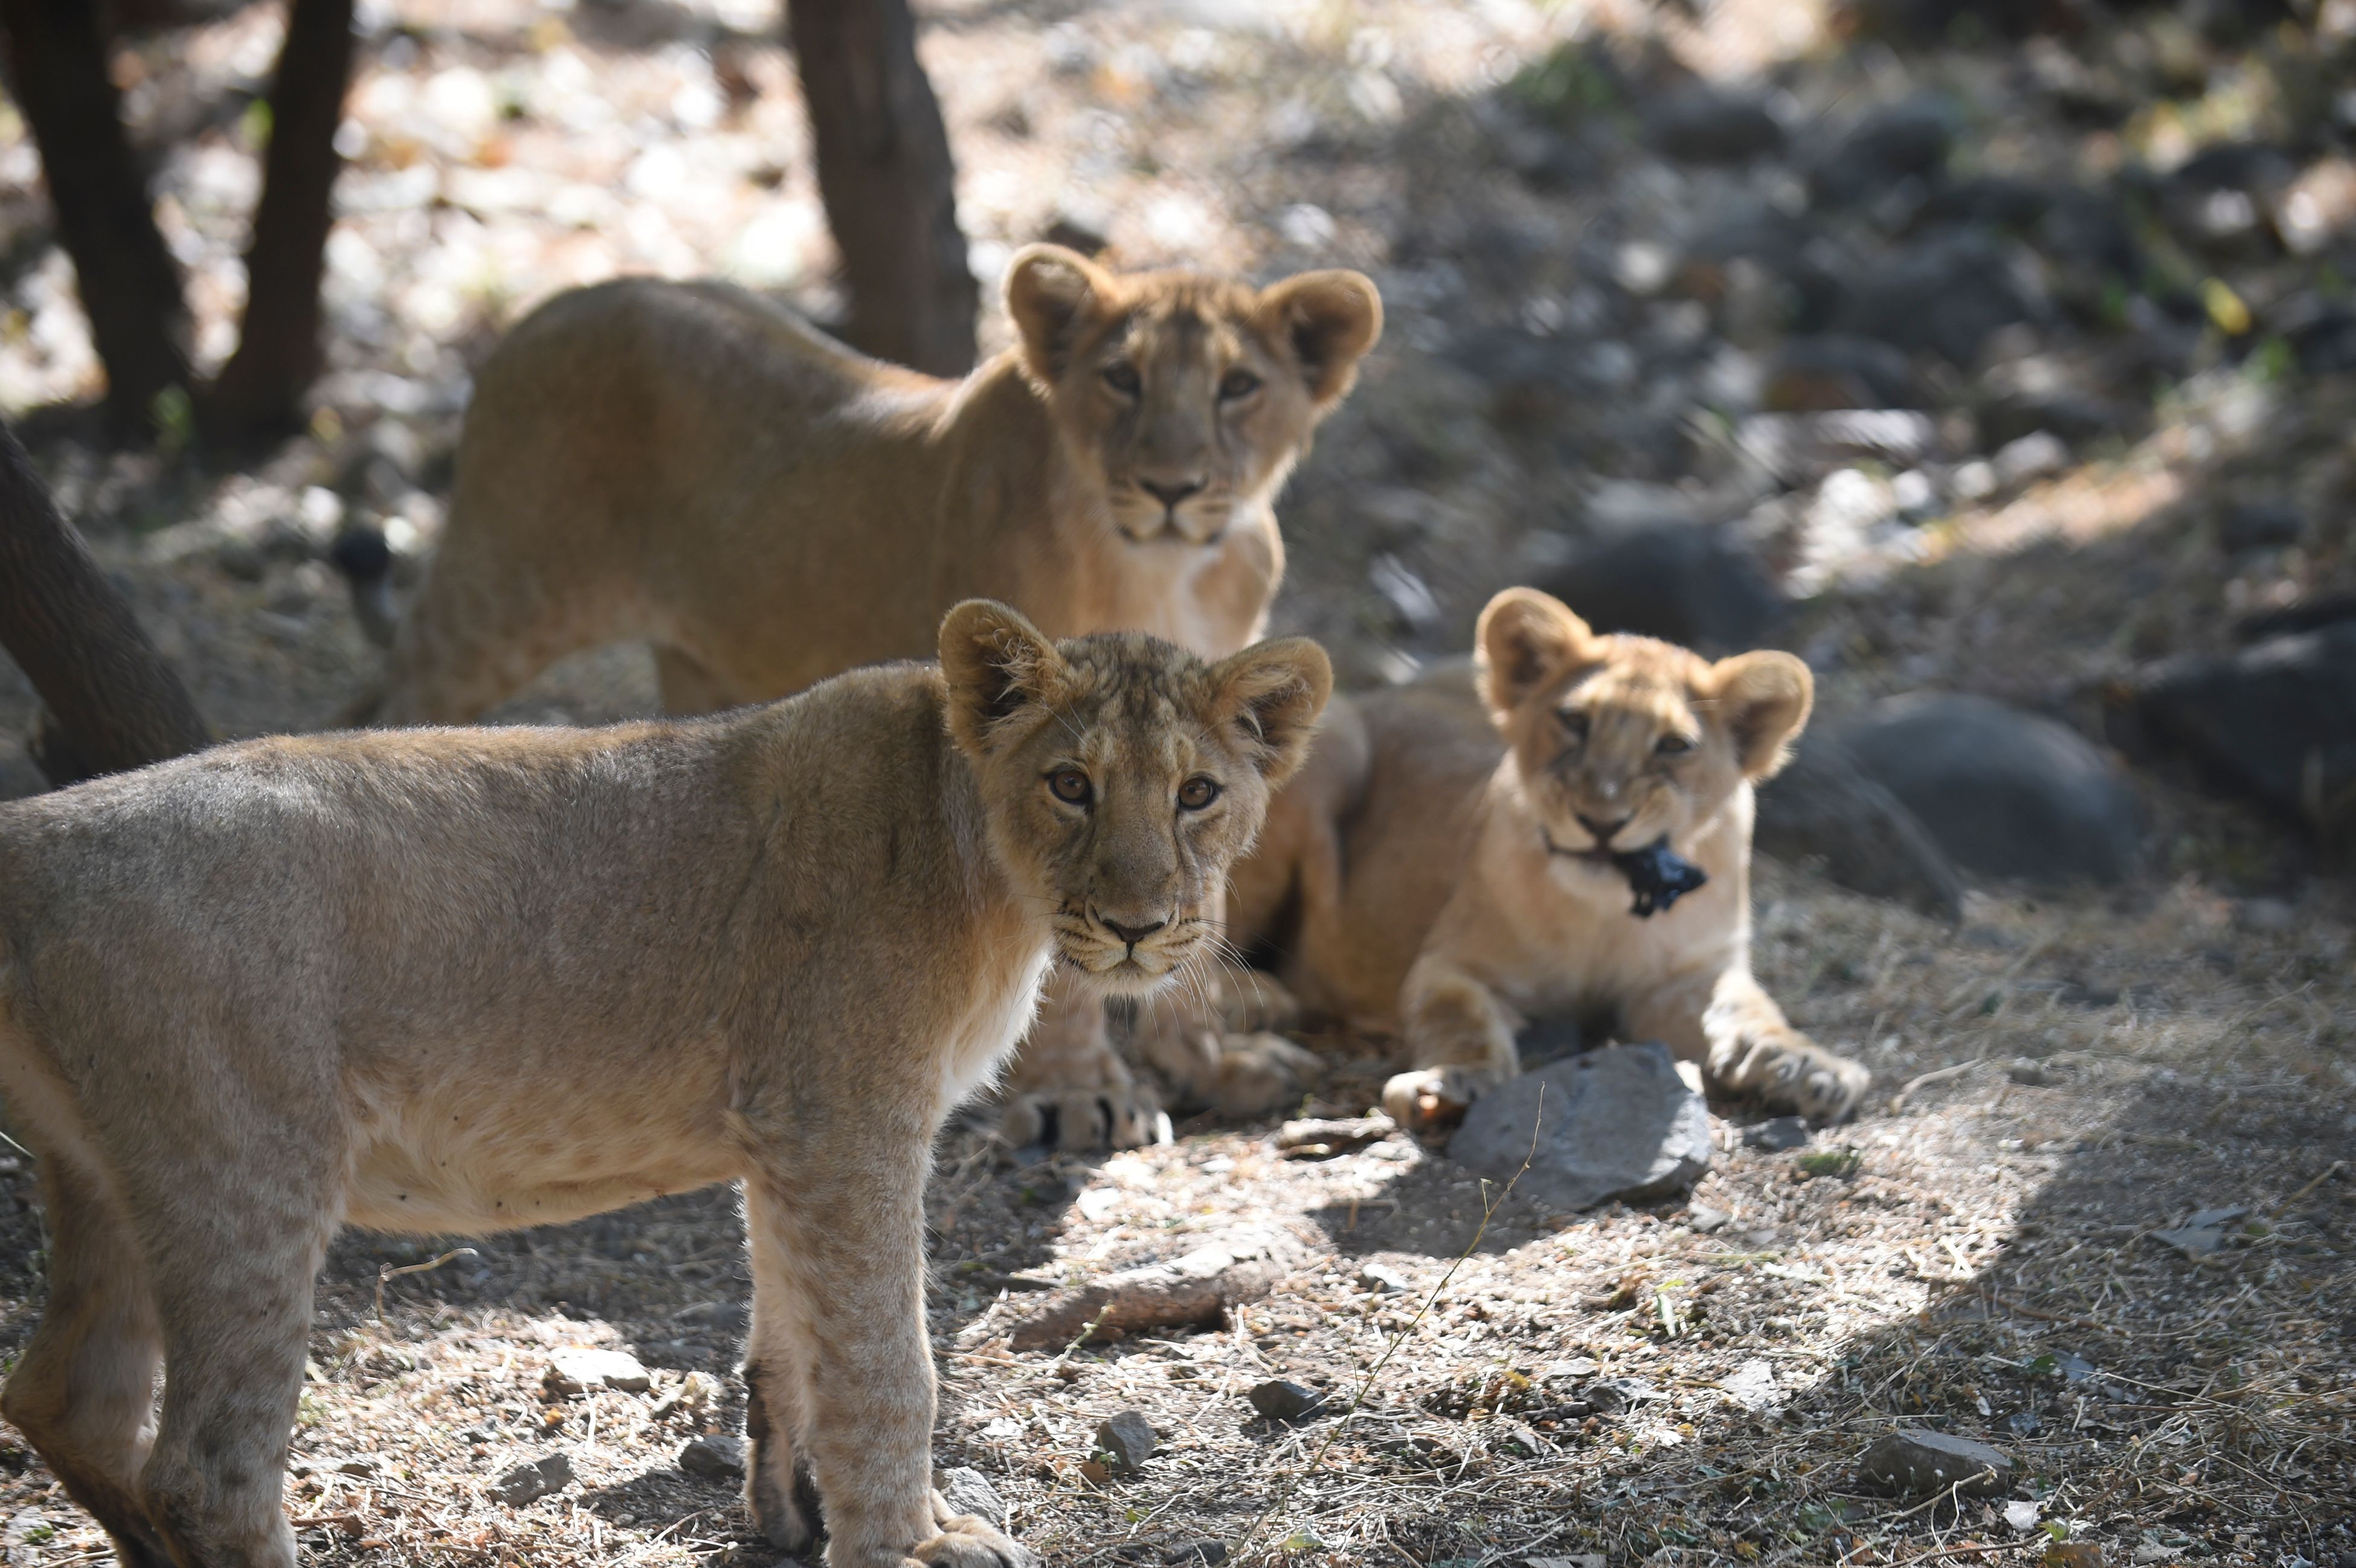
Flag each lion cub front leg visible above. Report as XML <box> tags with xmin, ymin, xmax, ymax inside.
<box><xmin>744</xmin><ymin>1160</ymin><xmax>1037</xmax><ymax>1568</ymax></box>
<box><xmin>996</xmin><ymin>972</ymin><xmax>1170</xmax><ymax>1151</ymax></box>
<box><xmin>1624</xmin><ymin>968</ymin><xmax>1871</xmax><ymax>1125</ymax></box>
<box><xmin>1385</xmin><ymin>956</ymin><xmax>1524</xmax><ymax>1131</ymax></box>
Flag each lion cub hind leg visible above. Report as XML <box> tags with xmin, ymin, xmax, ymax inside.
<box><xmin>1</xmin><ymin>1157</ymin><xmax>172</xmax><ymax>1568</ymax></box>
<box><xmin>1386</xmin><ymin>959</ymin><xmax>1524</xmax><ymax>1132</ymax></box>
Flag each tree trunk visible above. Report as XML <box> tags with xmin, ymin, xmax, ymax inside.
<box><xmin>0</xmin><ymin>0</ymin><xmax>191</xmax><ymax>433</ymax></box>
<box><xmin>208</xmin><ymin>0</ymin><xmax>356</xmax><ymax>443</ymax></box>
<box><xmin>787</xmin><ymin>0</ymin><xmax>976</xmax><ymax>377</ymax></box>
<box><xmin>0</xmin><ymin>421</ymin><xmax>207</xmax><ymax>786</ymax></box>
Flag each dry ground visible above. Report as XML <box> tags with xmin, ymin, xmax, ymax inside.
<box><xmin>0</xmin><ymin>0</ymin><xmax>2351</xmax><ymax>1564</ymax></box>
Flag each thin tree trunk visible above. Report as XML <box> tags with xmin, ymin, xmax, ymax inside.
<box><xmin>0</xmin><ymin>421</ymin><xmax>207</xmax><ymax>786</ymax></box>
<box><xmin>787</xmin><ymin>0</ymin><xmax>977</xmax><ymax>377</ymax></box>
<box><xmin>208</xmin><ymin>0</ymin><xmax>356</xmax><ymax>442</ymax></box>
<box><xmin>0</xmin><ymin>0</ymin><xmax>191</xmax><ymax>433</ymax></box>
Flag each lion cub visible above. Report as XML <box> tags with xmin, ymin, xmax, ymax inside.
<box><xmin>0</xmin><ymin>603</ymin><xmax>1328</xmax><ymax>1568</ymax></box>
<box><xmin>1230</xmin><ymin>587</ymin><xmax>1870</xmax><ymax>1129</ymax></box>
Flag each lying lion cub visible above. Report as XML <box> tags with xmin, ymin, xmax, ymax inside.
<box><xmin>368</xmin><ymin>242</ymin><xmax>1379</xmax><ymax>1152</ymax></box>
<box><xmin>0</xmin><ymin>602</ymin><xmax>1328</xmax><ymax>1568</ymax></box>
<box><xmin>1230</xmin><ymin>586</ymin><xmax>1869</xmax><ymax>1129</ymax></box>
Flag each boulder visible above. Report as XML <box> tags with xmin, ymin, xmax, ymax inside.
<box><xmin>1448</xmin><ymin>1043</ymin><xmax>1711</xmax><ymax>1212</ymax></box>
<box><xmin>1537</xmin><ymin>525</ymin><xmax>1783</xmax><ymax>653</ymax></box>
<box><xmin>1835</xmin><ymin>232</ymin><xmax>2043</xmax><ymax>367</ymax></box>
<box><xmin>1833</xmin><ymin>694</ymin><xmax>2143</xmax><ymax>885</ymax></box>
<box><xmin>1753</xmin><ymin>733</ymin><xmax>1966</xmax><ymax>920</ymax></box>
<box><xmin>1807</xmin><ymin>100</ymin><xmax>1955</xmax><ymax>208</ymax></box>
<box><xmin>2108</xmin><ymin>622</ymin><xmax>2356</xmax><ymax>831</ymax></box>
<box><xmin>1645</xmin><ymin>87</ymin><xmax>1784</xmax><ymax>164</ymax></box>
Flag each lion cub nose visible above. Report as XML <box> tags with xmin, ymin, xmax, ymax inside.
<box><xmin>1101</xmin><ymin>916</ymin><xmax>1167</xmax><ymax>948</ymax></box>
<box><xmin>1139</xmin><ymin>478</ymin><xmax>1204</xmax><ymax>510</ymax></box>
<box><xmin>1577</xmin><ymin>813</ymin><xmax>1631</xmax><ymax>846</ymax></box>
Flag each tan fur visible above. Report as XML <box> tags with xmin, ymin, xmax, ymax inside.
<box><xmin>370</xmin><ymin>246</ymin><xmax>1377</xmax><ymax>1151</ymax></box>
<box><xmin>1231</xmin><ymin>587</ymin><xmax>1869</xmax><ymax>1130</ymax></box>
<box><xmin>0</xmin><ymin>603</ymin><xmax>1329</xmax><ymax>1568</ymax></box>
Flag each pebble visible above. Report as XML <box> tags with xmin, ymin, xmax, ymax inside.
<box><xmin>1358</xmin><ymin>1262</ymin><xmax>1413</xmax><ymax>1294</ymax></box>
<box><xmin>1858</xmin><ymin>1430</ymin><xmax>2013</xmax><ymax>1497</ymax></box>
<box><xmin>1246</xmin><ymin>1380</ymin><xmax>1326</xmax><ymax>1420</ymax></box>
<box><xmin>1687</xmin><ymin>1203</ymin><xmax>1731</xmax><ymax>1233</ymax></box>
<box><xmin>1742</xmin><ymin>1116</ymin><xmax>1811</xmax><ymax>1152</ymax></box>
<box><xmin>1165</xmin><ymin>1540</ymin><xmax>1228</xmax><ymax>1566</ymax></box>
<box><xmin>940</xmin><ymin>1466</ymin><xmax>1009</xmax><ymax>1530</ymax></box>
<box><xmin>678</xmin><ymin>1434</ymin><xmax>744</xmax><ymax>1480</ymax></box>
<box><xmin>1093</xmin><ymin>1410</ymin><xmax>1156</xmax><ymax>1471</ymax></box>
<box><xmin>649</xmin><ymin>1368</ymin><xmax>719</xmax><ymax>1419</ymax></box>
<box><xmin>545</xmin><ymin>1346</ymin><xmax>651</xmax><ymax>1396</ymax></box>
<box><xmin>492</xmin><ymin>1453</ymin><xmax>573</xmax><ymax>1506</ymax></box>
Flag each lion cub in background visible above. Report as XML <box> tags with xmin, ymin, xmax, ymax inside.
<box><xmin>0</xmin><ymin>602</ymin><xmax>1328</xmax><ymax>1568</ymax></box>
<box><xmin>1231</xmin><ymin>586</ymin><xmax>1870</xmax><ymax>1129</ymax></box>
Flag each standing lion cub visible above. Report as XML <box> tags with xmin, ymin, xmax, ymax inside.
<box><xmin>0</xmin><ymin>602</ymin><xmax>1329</xmax><ymax>1568</ymax></box>
<box><xmin>1230</xmin><ymin>587</ymin><xmax>1870</xmax><ymax>1129</ymax></box>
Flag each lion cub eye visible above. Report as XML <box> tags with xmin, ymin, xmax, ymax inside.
<box><xmin>1218</xmin><ymin>369</ymin><xmax>1262</xmax><ymax>401</ymax></box>
<box><xmin>1177</xmin><ymin>776</ymin><xmax>1221</xmax><ymax>811</ymax></box>
<box><xmin>1557</xmin><ymin>709</ymin><xmax>1590</xmax><ymax>741</ymax></box>
<box><xmin>1101</xmin><ymin>362</ymin><xmax>1142</xmax><ymax>396</ymax></box>
<box><xmin>1048</xmin><ymin>770</ymin><xmax>1093</xmax><ymax>805</ymax></box>
<box><xmin>1655</xmin><ymin>733</ymin><xmax>1696</xmax><ymax>756</ymax></box>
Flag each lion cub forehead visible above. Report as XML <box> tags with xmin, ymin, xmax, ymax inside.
<box><xmin>1056</xmin><ymin>634</ymin><xmax>1221</xmax><ymax>725</ymax></box>
<box><xmin>1563</xmin><ymin>638</ymin><xmax>1713</xmax><ymax>719</ymax></box>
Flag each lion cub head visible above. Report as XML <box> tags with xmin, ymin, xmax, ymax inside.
<box><xmin>1003</xmin><ymin>245</ymin><xmax>1382</xmax><ymax>547</ymax></box>
<box><xmin>940</xmin><ymin>600</ymin><xmax>1331</xmax><ymax>991</ymax></box>
<box><xmin>1475</xmin><ymin>587</ymin><xmax>1812</xmax><ymax>893</ymax></box>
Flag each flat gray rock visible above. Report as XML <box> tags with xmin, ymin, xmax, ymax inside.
<box><xmin>1448</xmin><ymin>1043</ymin><xmax>1711</xmax><ymax>1212</ymax></box>
<box><xmin>1859</xmin><ymin>1430</ymin><xmax>2013</xmax><ymax>1497</ymax></box>
<box><xmin>492</xmin><ymin>1453</ymin><xmax>573</xmax><ymax>1506</ymax></box>
<box><xmin>1095</xmin><ymin>1410</ymin><xmax>1156</xmax><ymax>1471</ymax></box>
<box><xmin>678</xmin><ymin>1434</ymin><xmax>744</xmax><ymax>1480</ymax></box>
<box><xmin>939</xmin><ymin>1466</ymin><xmax>1008</xmax><ymax>1529</ymax></box>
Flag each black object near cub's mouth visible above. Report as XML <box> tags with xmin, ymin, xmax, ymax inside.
<box><xmin>1543</xmin><ymin>831</ymin><xmax>1709</xmax><ymax>917</ymax></box>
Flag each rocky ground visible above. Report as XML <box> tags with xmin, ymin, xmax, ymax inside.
<box><xmin>0</xmin><ymin>0</ymin><xmax>2352</xmax><ymax>1564</ymax></box>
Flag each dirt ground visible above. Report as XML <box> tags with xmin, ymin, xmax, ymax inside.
<box><xmin>0</xmin><ymin>0</ymin><xmax>2351</xmax><ymax>1564</ymax></box>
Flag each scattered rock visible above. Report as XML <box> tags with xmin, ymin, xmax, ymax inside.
<box><xmin>1448</xmin><ymin>1042</ymin><xmax>1711</xmax><ymax>1212</ymax></box>
<box><xmin>1809</xmin><ymin>100</ymin><xmax>1955</xmax><ymax>208</ymax></box>
<box><xmin>2005</xmin><ymin>1499</ymin><xmax>2044</xmax><ymax>1532</ymax></box>
<box><xmin>2111</xmin><ymin>622</ymin><xmax>2356</xmax><ymax>830</ymax></box>
<box><xmin>2007</xmin><ymin>1410</ymin><xmax>2042</xmax><ymax>1438</ymax></box>
<box><xmin>1645</xmin><ymin>87</ymin><xmax>1783</xmax><ymax>164</ymax></box>
<box><xmin>1536</xmin><ymin>524</ymin><xmax>1783</xmax><ymax>654</ymax></box>
<box><xmin>492</xmin><ymin>1453</ymin><xmax>574</xmax><ymax>1506</ymax></box>
<box><xmin>1687</xmin><ymin>1203</ymin><xmax>1731</xmax><ymax>1233</ymax></box>
<box><xmin>649</xmin><ymin>1369</ymin><xmax>719</xmax><ymax>1421</ymax></box>
<box><xmin>1526</xmin><ymin>1557</ymin><xmax>1607</xmax><ymax>1568</ymax></box>
<box><xmin>1540</xmin><ymin>1357</ymin><xmax>1601</xmax><ymax>1383</ymax></box>
<box><xmin>1993</xmin><ymin>430</ymin><xmax>2070</xmax><ymax>487</ymax></box>
<box><xmin>1719</xmin><ymin>1358</ymin><xmax>1781</xmax><ymax>1411</ymax></box>
<box><xmin>678</xmin><ymin>1434</ymin><xmax>744</xmax><ymax>1480</ymax></box>
<box><xmin>2148</xmin><ymin>1226</ymin><xmax>2225</xmax><ymax>1258</ymax></box>
<box><xmin>1275</xmin><ymin>1115</ymin><xmax>1394</xmax><ymax>1159</ymax></box>
<box><xmin>2007</xmin><ymin>1058</ymin><xmax>2059</xmax><ymax>1086</ymax></box>
<box><xmin>1753</xmin><ymin>734</ymin><xmax>1966</xmax><ymax>921</ymax></box>
<box><xmin>1166</xmin><ymin>1540</ymin><xmax>1228</xmax><ymax>1566</ymax></box>
<box><xmin>1093</xmin><ymin>1410</ymin><xmax>1157</xmax><ymax>1471</ymax></box>
<box><xmin>1835</xmin><ymin>231</ymin><xmax>2042</xmax><ymax>367</ymax></box>
<box><xmin>1357</xmin><ymin>1261</ymin><xmax>1413</xmax><ymax>1294</ymax></box>
<box><xmin>1858</xmin><ymin>1430</ymin><xmax>2014</xmax><ymax>1497</ymax></box>
<box><xmin>333</xmin><ymin>1457</ymin><xmax>378</xmax><ymax>1476</ymax></box>
<box><xmin>1585</xmin><ymin>1376</ymin><xmax>1664</xmax><ymax>1415</ymax></box>
<box><xmin>1742</xmin><ymin>1116</ymin><xmax>1811</xmax><ymax>1152</ymax></box>
<box><xmin>1835</xmin><ymin>693</ymin><xmax>2143</xmax><ymax>885</ymax></box>
<box><xmin>1247</xmin><ymin>1380</ymin><xmax>1326</xmax><ymax>1421</ymax></box>
<box><xmin>1765</xmin><ymin>335</ymin><xmax>1924</xmax><ymax>411</ymax></box>
<box><xmin>2215</xmin><ymin>501</ymin><xmax>2305</xmax><ymax>554</ymax></box>
<box><xmin>544</xmin><ymin>1347</ymin><xmax>651</xmax><ymax>1396</ymax></box>
<box><xmin>940</xmin><ymin>1466</ymin><xmax>1009</xmax><ymax>1529</ymax></box>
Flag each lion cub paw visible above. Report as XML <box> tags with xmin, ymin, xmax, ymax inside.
<box><xmin>998</xmin><ymin>1087</ymin><xmax>1172</xmax><ymax>1151</ymax></box>
<box><xmin>1719</xmin><ymin>1032</ymin><xmax>1872</xmax><ymax>1125</ymax></box>
<box><xmin>1379</xmin><ymin>1065</ymin><xmax>1492</xmax><ymax>1132</ymax></box>
<box><xmin>910</xmin><ymin>1505</ymin><xmax>1041</xmax><ymax>1568</ymax></box>
<box><xmin>1214</xmin><ymin>1032</ymin><xmax>1322</xmax><ymax>1119</ymax></box>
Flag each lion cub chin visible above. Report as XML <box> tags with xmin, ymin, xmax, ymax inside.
<box><xmin>1228</xmin><ymin>586</ymin><xmax>1871</xmax><ymax>1133</ymax></box>
<box><xmin>0</xmin><ymin>602</ymin><xmax>1327</xmax><ymax>1568</ymax></box>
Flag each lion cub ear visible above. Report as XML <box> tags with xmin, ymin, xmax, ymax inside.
<box><xmin>1006</xmin><ymin>244</ymin><xmax>1117</xmax><ymax>385</ymax></box>
<box><xmin>1476</xmin><ymin>588</ymin><xmax>1599</xmax><ymax>722</ymax></box>
<box><xmin>1710</xmin><ymin>651</ymin><xmax>1814</xmax><ymax>781</ymax></box>
<box><xmin>1206</xmin><ymin>637</ymin><xmax>1333</xmax><ymax>786</ymax></box>
<box><xmin>939</xmin><ymin>600</ymin><xmax>1068</xmax><ymax>756</ymax></box>
<box><xmin>1256</xmin><ymin>271</ymin><xmax>1383</xmax><ymax>410</ymax></box>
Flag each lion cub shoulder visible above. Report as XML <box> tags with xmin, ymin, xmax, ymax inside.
<box><xmin>1232</xmin><ymin>587</ymin><xmax>1870</xmax><ymax>1129</ymax></box>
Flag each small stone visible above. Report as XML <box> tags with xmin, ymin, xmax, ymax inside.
<box><xmin>334</xmin><ymin>1457</ymin><xmax>377</xmax><ymax>1476</ymax></box>
<box><xmin>1743</xmin><ymin>1228</ymin><xmax>1780</xmax><ymax>1248</ymax></box>
<box><xmin>1247</xmin><ymin>1380</ymin><xmax>1325</xmax><ymax>1420</ymax></box>
<box><xmin>2149</xmin><ymin>1226</ymin><xmax>2224</xmax><ymax>1258</ymax></box>
<box><xmin>2005</xmin><ymin>1499</ymin><xmax>2043</xmax><ymax>1532</ymax></box>
<box><xmin>939</xmin><ymin>1467</ymin><xmax>1009</xmax><ymax>1530</ymax></box>
<box><xmin>1093</xmin><ymin>1410</ymin><xmax>1156</xmax><ymax>1471</ymax></box>
<box><xmin>677</xmin><ymin>1435</ymin><xmax>744</xmax><ymax>1480</ymax></box>
<box><xmin>545</xmin><ymin>1347</ymin><xmax>651</xmax><ymax>1396</ymax></box>
<box><xmin>1358</xmin><ymin>1262</ymin><xmax>1412</xmax><ymax>1294</ymax></box>
<box><xmin>1166</xmin><ymin>1540</ymin><xmax>1228</xmax><ymax>1566</ymax></box>
<box><xmin>1527</xmin><ymin>1558</ymin><xmax>1607</xmax><ymax>1568</ymax></box>
<box><xmin>1719</xmin><ymin>1358</ymin><xmax>1780</xmax><ymax>1412</ymax></box>
<box><xmin>1992</xmin><ymin>431</ymin><xmax>2069</xmax><ymax>487</ymax></box>
<box><xmin>2007</xmin><ymin>1410</ymin><xmax>2042</xmax><ymax>1438</ymax></box>
<box><xmin>1449</xmin><ymin>1043</ymin><xmax>1711</xmax><ymax>1212</ymax></box>
<box><xmin>2132</xmin><ymin>1544</ymin><xmax>2177</xmax><ymax>1564</ymax></box>
<box><xmin>2008</xmin><ymin>1058</ymin><xmax>2058</xmax><ymax>1086</ymax></box>
<box><xmin>2184</xmin><ymin>1205</ymin><xmax>2249</xmax><ymax>1230</ymax></box>
<box><xmin>2218</xmin><ymin>501</ymin><xmax>2305</xmax><ymax>554</ymax></box>
<box><xmin>1858</xmin><ymin>1430</ymin><xmax>2013</xmax><ymax>1497</ymax></box>
<box><xmin>1743</xmin><ymin>1117</ymin><xmax>1810</xmax><ymax>1152</ymax></box>
<box><xmin>649</xmin><ymin>1368</ymin><xmax>719</xmax><ymax>1420</ymax></box>
<box><xmin>1687</xmin><ymin>1204</ymin><xmax>1731</xmax><ymax>1233</ymax></box>
<box><xmin>492</xmin><ymin>1453</ymin><xmax>573</xmax><ymax>1506</ymax></box>
<box><xmin>1537</xmin><ymin>524</ymin><xmax>1783</xmax><ymax>655</ymax></box>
